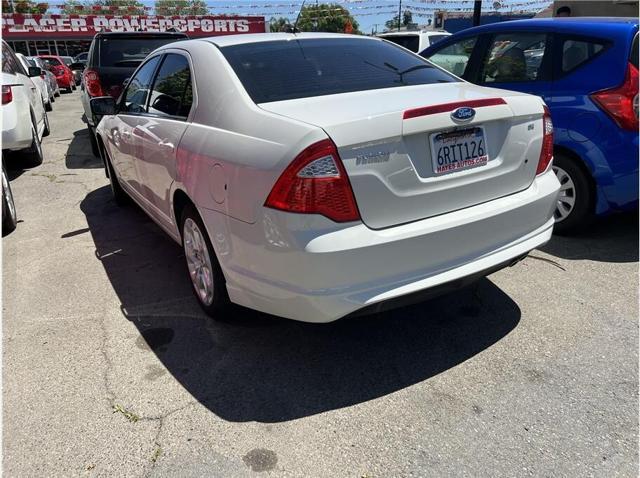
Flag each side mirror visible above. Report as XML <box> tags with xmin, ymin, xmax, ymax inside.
<box><xmin>28</xmin><ymin>66</ymin><xmax>42</xmax><ymax>77</ymax></box>
<box><xmin>90</xmin><ymin>96</ymin><xmax>117</xmax><ymax>117</ymax></box>
<box><xmin>70</xmin><ymin>62</ymin><xmax>85</xmax><ymax>71</ymax></box>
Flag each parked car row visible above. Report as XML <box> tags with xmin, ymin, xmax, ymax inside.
<box><xmin>3</xmin><ymin>17</ymin><xmax>638</xmax><ymax>323</ymax></box>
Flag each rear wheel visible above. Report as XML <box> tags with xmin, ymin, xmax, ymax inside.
<box><xmin>45</xmin><ymin>99</ymin><xmax>52</xmax><ymax>112</ymax></box>
<box><xmin>23</xmin><ymin>117</ymin><xmax>44</xmax><ymax>167</ymax></box>
<box><xmin>2</xmin><ymin>162</ymin><xmax>17</xmax><ymax>235</ymax></box>
<box><xmin>181</xmin><ymin>204</ymin><xmax>229</xmax><ymax>317</ymax></box>
<box><xmin>552</xmin><ymin>153</ymin><xmax>594</xmax><ymax>235</ymax></box>
<box><xmin>66</xmin><ymin>86</ymin><xmax>73</xmax><ymax>93</ymax></box>
<box><xmin>54</xmin><ymin>89</ymin><xmax>60</xmax><ymax>97</ymax></box>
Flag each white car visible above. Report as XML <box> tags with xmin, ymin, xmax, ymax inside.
<box><xmin>2</xmin><ymin>41</ymin><xmax>49</xmax><ymax>167</ymax></box>
<box><xmin>16</xmin><ymin>52</ymin><xmax>52</xmax><ymax>112</ymax></box>
<box><xmin>92</xmin><ymin>33</ymin><xmax>559</xmax><ymax>323</ymax></box>
<box><xmin>27</xmin><ymin>56</ymin><xmax>60</xmax><ymax>104</ymax></box>
<box><xmin>378</xmin><ymin>30</ymin><xmax>451</xmax><ymax>54</ymax></box>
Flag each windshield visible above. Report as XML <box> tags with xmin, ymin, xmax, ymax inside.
<box><xmin>380</xmin><ymin>35</ymin><xmax>420</xmax><ymax>52</ymax></box>
<box><xmin>221</xmin><ymin>38</ymin><xmax>457</xmax><ymax>104</ymax></box>
<box><xmin>41</xmin><ymin>57</ymin><xmax>62</xmax><ymax>67</ymax></box>
<box><xmin>98</xmin><ymin>37</ymin><xmax>184</xmax><ymax>68</ymax></box>
<box><xmin>61</xmin><ymin>56</ymin><xmax>73</xmax><ymax>65</ymax></box>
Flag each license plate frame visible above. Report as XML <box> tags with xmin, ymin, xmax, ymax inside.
<box><xmin>430</xmin><ymin>126</ymin><xmax>489</xmax><ymax>175</ymax></box>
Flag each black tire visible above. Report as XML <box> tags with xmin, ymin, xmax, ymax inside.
<box><xmin>45</xmin><ymin>100</ymin><xmax>52</xmax><ymax>112</ymax></box>
<box><xmin>23</xmin><ymin>117</ymin><xmax>44</xmax><ymax>167</ymax></box>
<box><xmin>66</xmin><ymin>86</ymin><xmax>73</xmax><ymax>93</ymax></box>
<box><xmin>102</xmin><ymin>142</ymin><xmax>128</xmax><ymax>206</ymax></box>
<box><xmin>2</xmin><ymin>162</ymin><xmax>17</xmax><ymax>235</ymax></box>
<box><xmin>54</xmin><ymin>90</ymin><xmax>60</xmax><ymax>97</ymax></box>
<box><xmin>50</xmin><ymin>94</ymin><xmax>55</xmax><ymax>103</ymax></box>
<box><xmin>88</xmin><ymin>125</ymin><xmax>100</xmax><ymax>157</ymax></box>
<box><xmin>552</xmin><ymin>153</ymin><xmax>594</xmax><ymax>235</ymax></box>
<box><xmin>42</xmin><ymin>111</ymin><xmax>50</xmax><ymax>137</ymax></box>
<box><xmin>180</xmin><ymin>204</ymin><xmax>229</xmax><ymax>317</ymax></box>
<box><xmin>71</xmin><ymin>83</ymin><xmax>77</xmax><ymax>91</ymax></box>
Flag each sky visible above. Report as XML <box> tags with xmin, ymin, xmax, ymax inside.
<box><xmin>198</xmin><ymin>0</ymin><xmax>554</xmax><ymax>33</ymax></box>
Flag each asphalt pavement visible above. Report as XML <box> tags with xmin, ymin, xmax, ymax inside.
<box><xmin>3</xmin><ymin>90</ymin><xmax>638</xmax><ymax>477</ymax></box>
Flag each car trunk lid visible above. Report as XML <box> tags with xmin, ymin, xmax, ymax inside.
<box><xmin>260</xmin><ymin>82</ymin><xmax>546</xmax><ymax>229</ymax></box>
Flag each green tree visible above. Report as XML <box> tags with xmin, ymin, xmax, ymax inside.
<box><xmin>155</xmin><ymin>0</ymin><xmax>208</xmax><ymax>16</ymax></box>
<box><xmin>295</xmin><ymin>3</ymin><xmax>360</xmax><ymax>34</ymax></box>
<box><xmin>385</xmin><ymin>10</ymin><xmax>413</xmax><ymax>31</ymax></box>
<box><xmin>269</xmin><ymin>16</ymin><xmax>290</xmax><ymax>32</ymax></box>
<box><xmin>10</xmin><ymin>1</ymin><xmax>49</xmax><ymax>13</ymax></box>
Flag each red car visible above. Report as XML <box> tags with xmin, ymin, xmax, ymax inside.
<box><xmin>38</xmin><ymin>55</ymin><xmax>75</xmax><ymax>93</ymax></box>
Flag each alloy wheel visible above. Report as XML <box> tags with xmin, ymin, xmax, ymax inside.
<box><xmin>183</xmin><ymin>217</ymin><xmax>215</xmax><ymax>306</ymax></box>
<box><xmin>553</xmin><ymin>165</ymin><xmax>576</xmax><ymax>222</ymax></box>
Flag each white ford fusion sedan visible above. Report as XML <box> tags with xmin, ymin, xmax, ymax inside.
<box><xmin>92</xmin><ymin>33</ymin><xmax>560</xmax><ymax>323</ymax></box>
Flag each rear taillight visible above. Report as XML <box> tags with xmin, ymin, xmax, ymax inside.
<box><xmin>2</xmin><ymin>85</ymin><xmax>12</xmax><ymax>105</ymax></box>
<box><xmin>590</xmin><ymin>62</ymin><xmax>639</xmax><ymax>131</ymax></box>
<box><xmin>536</xmin><ymin>105</ymin><xmax>554</xmax><ymax>175</ymax></box>
<box><xmin>264</xmin><ymin>139</ymin><xmax>361</xmax><ymax>223</ymax></box>
<box><xmin>83</xmin><ymin>68</ymin><xmax>104</xmax><ymax>97</ymax></box>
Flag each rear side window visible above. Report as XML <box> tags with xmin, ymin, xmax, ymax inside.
<box><xmin>425</xmin><ymin>37</ymin><xmax>477</xmax><ymax>77</ymax></box>
<box><xmin>99</xmin><ymin>37</ymin><xmax>184</xmax><ymax>68</ymax></box>
<box><xmin>561</xmin><ymin>38</ymin><xmax>606</xmax><ymax>73</ymax></box>
<box><xmin>381</xmin><ymin>35</ymin><xmax>420</xmax><ymax>52</ymax></box>
<box><xmin>148</xmin><ymin>54</ymin><xmax>193</xmax><ymax>119</ymax></box>
<box><xmin>221</xmin><ymin>38</ymin><xmax>457</xmax><ymax>104</ymax></box>
<box><xmin>482</xmin><ymin>33</ymin><xmax>549</xmax><ymax>83</ymax></box>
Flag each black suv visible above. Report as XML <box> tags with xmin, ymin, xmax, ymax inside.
<box><xmin>80</xmin><ymin>31</ymin><xmax>188</xmax><ymax>155</ymax></box>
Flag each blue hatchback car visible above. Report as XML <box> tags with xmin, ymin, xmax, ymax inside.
<box><xmin>421</xmin><ymin>18</ymin><xmax>638</xmax><ymax>233</ymax></box>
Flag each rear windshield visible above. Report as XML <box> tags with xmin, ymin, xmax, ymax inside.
<box><xmin>221</xmin><ymin>38</ymin><xmax>457</xmax><ymax>104</ymax></box>
<box><xmin>380</xmin><ymin>35</ymin><xmax>420</xmax><ymax>52</ymax></box>
<box><xmin>428</xmin><ymin>34</ymin><xmax>449</xmax><ymax>45</ymax></box>
<box><xmin>631</xmin><ymin>33</ymin><xmax>638</xmax><ymax>69</ymax></box>
<box><xmin>41</xmin><ymin>57</ymin><xmax>62</xmax><ymax>67</ymax></box>
<box><xmin>98</xmin><ymin>37</ymin><xmax>184</xmax><ymax>68</ymax></box>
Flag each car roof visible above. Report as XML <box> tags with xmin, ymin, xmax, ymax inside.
<box><xmin>451</xmin><ymin>17</ymin><xmax>638</xmax><ymax>36</ymax></box>
<box><xmin>378</xmin><ymin>30</ymin><xmax>450</xmax><ymax>37</ymax></box>
<box><xmin>201</xmin><ymin>32</ymin><xmax>380</xmax><ymax>48</ymax></box>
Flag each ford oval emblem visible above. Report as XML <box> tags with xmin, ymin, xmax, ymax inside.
<box><xmin>451</xmin><ymin>107</ymin><xmax>476</xmax><ymax>122</ymax></box>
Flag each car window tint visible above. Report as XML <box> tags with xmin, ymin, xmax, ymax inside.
<box><xmin>561</xmin><ymin>38</ymin><xmax>605</xmax><ymax>73</ymax></box>
<box><xmin>222</xmin><ymin>38</ymin><xmax>457</xmax><ymax>104</ymax></box>
<box><xmin>148</xmin><ymin>54</ymin><xmax>193</xmax><ymax>119</ymax></box>
<box><xmin>42</xmin><ymin>57</ymin><xmax>62</xmax><ymax>67</ymax></box>
<box><xmin>99</xmin><ymin>37</ymin><xmax>184</xmax><ymax>68</ymax></box>
<box><xmin>381</xmin><ymin>35</ymin><xmax>420</xmax><ymax>52</ymax></box>
<box><xmin>2</xmin><ymin>43</ymin><xmax>24</xmax><ymax>75</ymax></box>
<box><xmin>425</xmin><ymin>36</ymin><xmax>477</xmax><ymax>77</ymax></box>
<box><xmin>121</xmin><ymin>55</ymin><xmax>161</xmax><ymax>114</ymax></box>
<box><xmin>427</xmin><ymin>34</ymin><xmax>449</xmax><ymax>46</ymax></box>
<box><xmin>631</xmin><ymin>33</ymin><xmax>639</xmax><ymax>69</ymax></box>
<box><xmin>481</xmin><ymin>33</ymin><xmax>548</xmax><ymax>83</ymax></box>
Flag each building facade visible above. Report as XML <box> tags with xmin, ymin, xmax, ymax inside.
<box><xmin>2</xmin><ymin>13</ymin><xmax>266</xmax><ymax>58</ymax></box>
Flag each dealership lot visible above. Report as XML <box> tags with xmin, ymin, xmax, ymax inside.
<box><xmin>3</xmin><ymin>91</ymin><xmax>638</xmax><ymax>476</ymax></box>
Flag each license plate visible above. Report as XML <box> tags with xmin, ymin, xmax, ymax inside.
<box><xmin>430</xmin><ymin>127</ymin><xmax>489</xmax><ymax>175</ymax></box>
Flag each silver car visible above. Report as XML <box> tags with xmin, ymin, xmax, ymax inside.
<box><xmin>92</xmin><ymin>33</ymin><xmax>559</xmax><ymax>323</ymax></box>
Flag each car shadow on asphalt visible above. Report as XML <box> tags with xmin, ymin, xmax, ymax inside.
<box><xmin>64</xmin><ymin>128</ymin><xmax>103</xmax><ymax>170</ymax></box>
<box><xmin>80</xmin><ymin>185</ymin><xmax>521</xmax><ymax>423</ymax></box>
<box><xmin>540</xmin><ymin>211</ymin><xmax>638</xmax><ymax>263</ymax></box>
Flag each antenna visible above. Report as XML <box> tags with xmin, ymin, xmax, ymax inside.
<box><xmin>292</xmin><ymin>0</ymin><xmax>306</xmax><ymax>33</ymax></box>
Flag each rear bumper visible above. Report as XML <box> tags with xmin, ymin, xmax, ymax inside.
<box><xmin>1</xmin><ymin>105</ymin><xmax>31</xmax><ymax>151</ymax></box>
<box><xmin>204</xmin><ymin>170</ymin><xmax>559</xmax><ymax>323</ymax></box>
<box><xmin>55</xmin><ymin>75</ymin><xmax>72</xmax><ymax>88</ymax></box>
